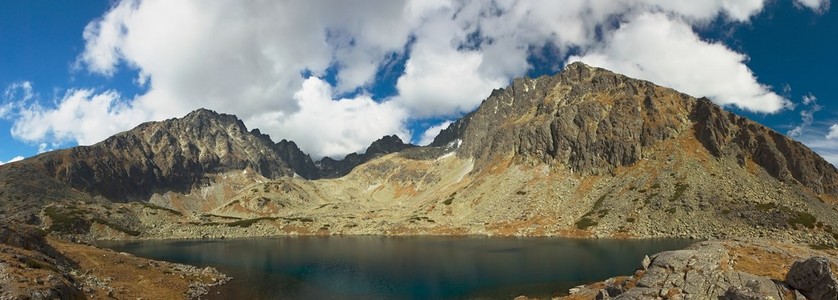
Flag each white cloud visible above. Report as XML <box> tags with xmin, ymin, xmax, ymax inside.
<box><xmin>7</xmin><ymin>0</ymin><xmax>802</xmax><ymax>158</ymax></box>
<box><xmin>418</xmin><ymin>121</ymin><xmax>453</xmax><ymax>146</ymax></box>
<box><xmin>569</xmin><ymin>13</ymin><xmax>790</xmax><ymax>113</ymax></box>
<box><xmin>0</xmin><ymin>156</ymin><xmax>24</xmax><ymax>166</ymax></box>
<box><xmin>794</xmin><ymin>0</ymin><xmax>831</xmax><ymax>12</ymax></box>
<box><xmin>787</xmin><ymin>93</ymin><xmax>821</xmax><ymax>137</ymax></box>
<box><xmin>828</xmin><ymin>124</ymin><xmax>838</xmax><ymax>140</ymax></box>
<box><xmin>802</xmin><ymin>93</ymin><xmax>817</xmax><ymax>105</ymax></box>
<box><xmin>248</xmin><ymin>77</ymin><xmax>408</xmax><ymax>159</ymax></box>
<box><xmin>10</xmin><ymin>87</ymin><xmax>149</xmax><ymax>145</ymax></box>
<box><xmin>37</xmin><ymin>143</ymin><xmax>52</xmax><ymax>154</ymax></box>
<box><xmin>798</xmin><ymin>127</ymin><xmax>838</xmax><ymax>167</ymax></box>
<box><xmin>1</xmin><ymin>81</ymin><xmax>35</xmax><ymax>119</ymax></box>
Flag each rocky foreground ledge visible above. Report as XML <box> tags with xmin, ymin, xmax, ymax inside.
<box><xmin>0</xmin><ymin>224</ymin><xmax>229</xmax><ymax>299</ymax></box>
<box><xmin>537</xmin><ymin>239</ymin><xmax>838</xmax><ymax>300</ymax></box>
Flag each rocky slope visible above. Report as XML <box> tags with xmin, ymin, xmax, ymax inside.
<box><xmin>548</xmin><ymin>239</ymin><xmax>838</xmax><ymax>299</ymax></box>
<box><xmin>1</xmin><ymin>62</ymin><xmax>837</xmax><ymax>246</ymax></box>
<box><xmin>0</xmin><ymin>223</ymin><xmax>227</xmax><ymax>299</ymax></box>
<box><xmin>440</xmin><ymin>62</ymin><xmax>838</xmax><ymax>194</ymax></box>
<box><xmin>0</xmin><ymin>110</ymin><xmax>413</xmax><ymax>223</ymax></box>
<box><xmin>3</xmin><ymin>61</ymin><xmax>838</xmax><ymax>299</ymax></box>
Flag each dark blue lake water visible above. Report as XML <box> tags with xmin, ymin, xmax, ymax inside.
<box><xmin>105</xmin><ymin>236</ymin><xmax>693</xmax><ymax>299</ymax></box>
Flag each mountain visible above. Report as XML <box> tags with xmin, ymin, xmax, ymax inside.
<box><xmin>317</xmin><ymin>135</ymin><xmax>416</xmax><ymax>178</ymax></box>
<box><xmin>0</xmin><ymin>109</ymin><xmax>410</xmax><ymax>223</ymax></box>
<box><xmin>1</xmin><ymin>62</ymin><xmax>837</xmax><ymax>246</ymax></box>
<box><xmin>438</xmin><ymin>62</ymin><xmax>837</xmax><ymax>194</ymax></box>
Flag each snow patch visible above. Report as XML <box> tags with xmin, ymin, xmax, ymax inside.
<box><xmin>367</xmin><ymin>183</ymin><xmax>381</xmax><ymax>191</ymax></box>
<box><xmin>445</xmin><ymin>139</ymin><xmax>463</xmax><ymax>149</ymax></box>
<box><xmin>436</xmin><ymin>151</ymin><xmax>456</xmax><ymax>161</ymax></box>
<box><xmin>456</xmin><ymin>159</ymin><xmax>474</xmax><ymax>182</ymax></box>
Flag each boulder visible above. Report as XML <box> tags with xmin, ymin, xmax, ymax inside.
<box><xmin>786</xmin><ymin>257</ymin><xmax>838</xmax><ymax>300</ymax></box>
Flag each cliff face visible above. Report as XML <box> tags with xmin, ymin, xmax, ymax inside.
<box><xmin>690</xmin><ymin>98</ymin><xmax>838</xmax><ymax>194</ymax></box>
<box><xmin>317</xmin><ymin>135</ymin><xmax>416</xmax><ymax>178</ymax></box>
<box><xmin>29</xmin><ymin>109</ymin><xmax>297</xmax><ymax>201</ymax></box>
<box><xmin>0</xmin><ymin>109</ymin><xmax>414</xmax><ymax>221</ymax></box>
<box><xmin>439</xmin><ymin>62</ymin><xmax>837</xmax><ymax>195</ymax></box>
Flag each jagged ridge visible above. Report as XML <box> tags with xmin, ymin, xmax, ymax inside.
<box><xmin>436</xmin><ymin>62</ymin><xmax>838</xmax><ymax>195</ymax></box>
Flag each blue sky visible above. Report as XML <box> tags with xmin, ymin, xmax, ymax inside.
<box><xmin>1</xmin><ymin>0</ymin><xmax>836</xmax><ymax>164</ymax></box>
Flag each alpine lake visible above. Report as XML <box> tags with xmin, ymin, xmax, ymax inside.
<box><xmin>103</xmin><ymin>236</ymin><xmax>693</xmax><ymax>299</ymax></box>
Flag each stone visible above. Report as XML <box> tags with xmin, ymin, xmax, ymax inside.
<box><xmin>785</xmin><ymin>257</ymin><xmax>838</xmax><ymax>300</ymax></box>
<box><xmin>724</xmin><ymin>286</ymin><xmax>765</xmax><ymax>300</ymax></box>
<box><xmin>641</xmin><ymin>255</ymin><xmax>651</xmax><ymax>270</ymax></box>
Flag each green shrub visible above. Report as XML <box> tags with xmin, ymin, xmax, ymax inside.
<box><xmin>443</xmin><ymin>197</ymin><xmax>454</xmax><ymax>205</ymax></box>
<box><xmin>575</xmin><ymin>217</ymin><xmax>597</xmax><ymax>230</ymax></box>
<box><xmin>44</xmin><ymin>206</ymin><xmax>89</xmax><ymax>234</ymax></box>
<box><xmin>139</xmin><ymin>202</ymin><xmax>182</xmax><ymax>216</ymax></box>
<box><xmin>92</xmin><ymin>218</ymin><xmax>141</xmax><ymax>236</ymax></box>
<box><xmin>226</xmin><ymin>217</ymin><xmax>278</xmax><ymax>228</ymax></box>
<box><xmin>788</xmin><ymin>211</ymin><xmax>817</xmax><ymax>229</ymax></box>
<box><xmin>670</xmin><ymin>183</ymin><xmax>689</xmax><ymax>202</ymax></box>
<box><xmin>755</xmin><ymin>203</ymin><xmax>777</xmax><ymax>211</ymax></box>
<box><xmin>592</xmin><ymin>195</ymin><xmax>607</xmax><ymax>211</ymax></box>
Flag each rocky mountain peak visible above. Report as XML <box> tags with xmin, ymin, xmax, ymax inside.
<box><xmin>316</xmin><ymin>134</ymin><xmax>416</xmax><ymax>178</ymax></box>
<box><xmin>436</xmin><ymin>62</ymin><xmax>838</xmax><ymax>195</ymax></box>
<box><xmin>24</xmin><ymin>109</ymin><xmax>301</xmax><ymax>201</ymax></box>
<box><xmin>365</xmin><ymin>135</ymin><xmax>411</xmax><ymax>155</ymax></box>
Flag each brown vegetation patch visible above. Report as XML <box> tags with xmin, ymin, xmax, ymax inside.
<box><xmin>280</xmin><ymin>224</ymin><xmax>314</xmax><ymax>235</ymax></box>
<box><xmin>485</xmin><ymin>216</ymin><xmax>556</xmax><ymax>236</ymax></box>
<box><xmin>573</xmin><ymin>176</ymin><xmax>600</xmax><ymax>199</ymax></box>
<box><xmin>48</xmin><ymin>238</ymin><xmax>220</xmax><ymax>299</ymax></box>
<box><xmin>428</xmin><ymin>225</ymin><xmax>469</xmax><ymax>235</ymax></box>
<box><xmin>393</xmin><ymin>183</ymin><xmax>419</xmax><ymax>198</ymax></box>
<box><xmin>486</xmin><ymin>155</ymin><xmax>513</xmax><ymax>176</ymax></box>
<box><xmin>554</xmin><ymin>228</ymin><xmax>594</xmax><ymax>238</ymax></box>
<box><xmin>819</xmin><ymin>194</ymin><xmax>838</xmax><ymax>205</ymax></box>
<box><xmin>728</xmin><ymin>244</ymin><xmax>801</xmax><ymax>281</ymax></box>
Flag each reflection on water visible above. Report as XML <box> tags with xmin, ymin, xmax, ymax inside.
<box><xmin>105</xmin><ymin>236</ymin><xmax>693</xmax><ymax>299</ymax></box>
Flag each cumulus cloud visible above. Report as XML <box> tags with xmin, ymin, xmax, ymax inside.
<box><xmin>569</xmin><ymin>12</ymin><xmax>790</xmax><ymax>113</ymax></box>
<box><xmin>794</xmin><ymin>0</ymin><xmax>831</xmax><ymax>12</ymax></box>
<box><xmin>5</xmin><ymin>83</ymin><xmax>148</xmax><ymax>144</ymax></box>
<box><xmin>248</xmin><ymin>77</ymin><xmax>408</xmax><ymax>159</ymax></box>
<box><xmin>0</xmin><ymin>156</ymin><xmax>24</xmax><ymax>166</ymax></box>
<box><xmin>418</xmin><ymin>121</ymin><xmax>453</xmax><ymax>146</ymax></box>
<box><xmin>828</xmin><ymin>124</ymin><xmax>838</xmax><ymax>140</ymax></box>
<box><xmin>9</xmin><ymin>0</ymin><xmax>820</xmax><ymax>158</ymax></box>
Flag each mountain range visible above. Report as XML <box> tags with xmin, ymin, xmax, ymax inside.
<box><xmin>0</xmin><ymin>62</ymin><xmax>836</xmax><ymax>246</ymax></box>
<box><xmin>3</xmin><ymin>62</ymin><xmax>838</xmax><ymax>299</ymax></box>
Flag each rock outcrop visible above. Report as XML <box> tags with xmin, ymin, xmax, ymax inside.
<box><xmin>786</xmin><ymin>257</ymin><xmax>838</xmax><ymax>299</ymax></box>
<box><xmin>0</xmin><ymin>110</ymin><xmax>414</xmax><ymax>222</ymax></box>
<box><xmin>0</xmin><ymin>224</ymin><xmax>81</xmax><ymax>300</ymax></box>
<box><xmin>30</xmin><ymin>109</ymin><xmax>298</xmax><ymax>201</ymax></box>
<box><xmin>565</xmin><ymin>240</ymin><xmax>837</xmax><ymax>300</ymax></box>
<box><xmin>691</xmin><ymin>99</ymin><xmax>838</xmax><ymax>195</ymax></box>
<box><xmin>434</xmin><ymin>62</ymin><xmax>837</xmax><ymax>195</ymax></box>
<box><xmin>317</xmin><ymin>135</ymin><xmax>416</xmax><ymax>178</ymax></box>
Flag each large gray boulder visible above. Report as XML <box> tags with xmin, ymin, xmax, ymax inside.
<box><xmin>786</xmin><ymin>257</ymin><xmax>838</xmax><ymax>300</ymax></box>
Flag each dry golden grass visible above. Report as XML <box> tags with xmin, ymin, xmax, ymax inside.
<box><xmin>729</xmin><ymin>244</ymin><xmax>793</xmax><ymax>280</ymax></box>
<box><xmin>48</xmin><ymin>237</ymin><xmax>218</xmax><ymax>299</ymax></box>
